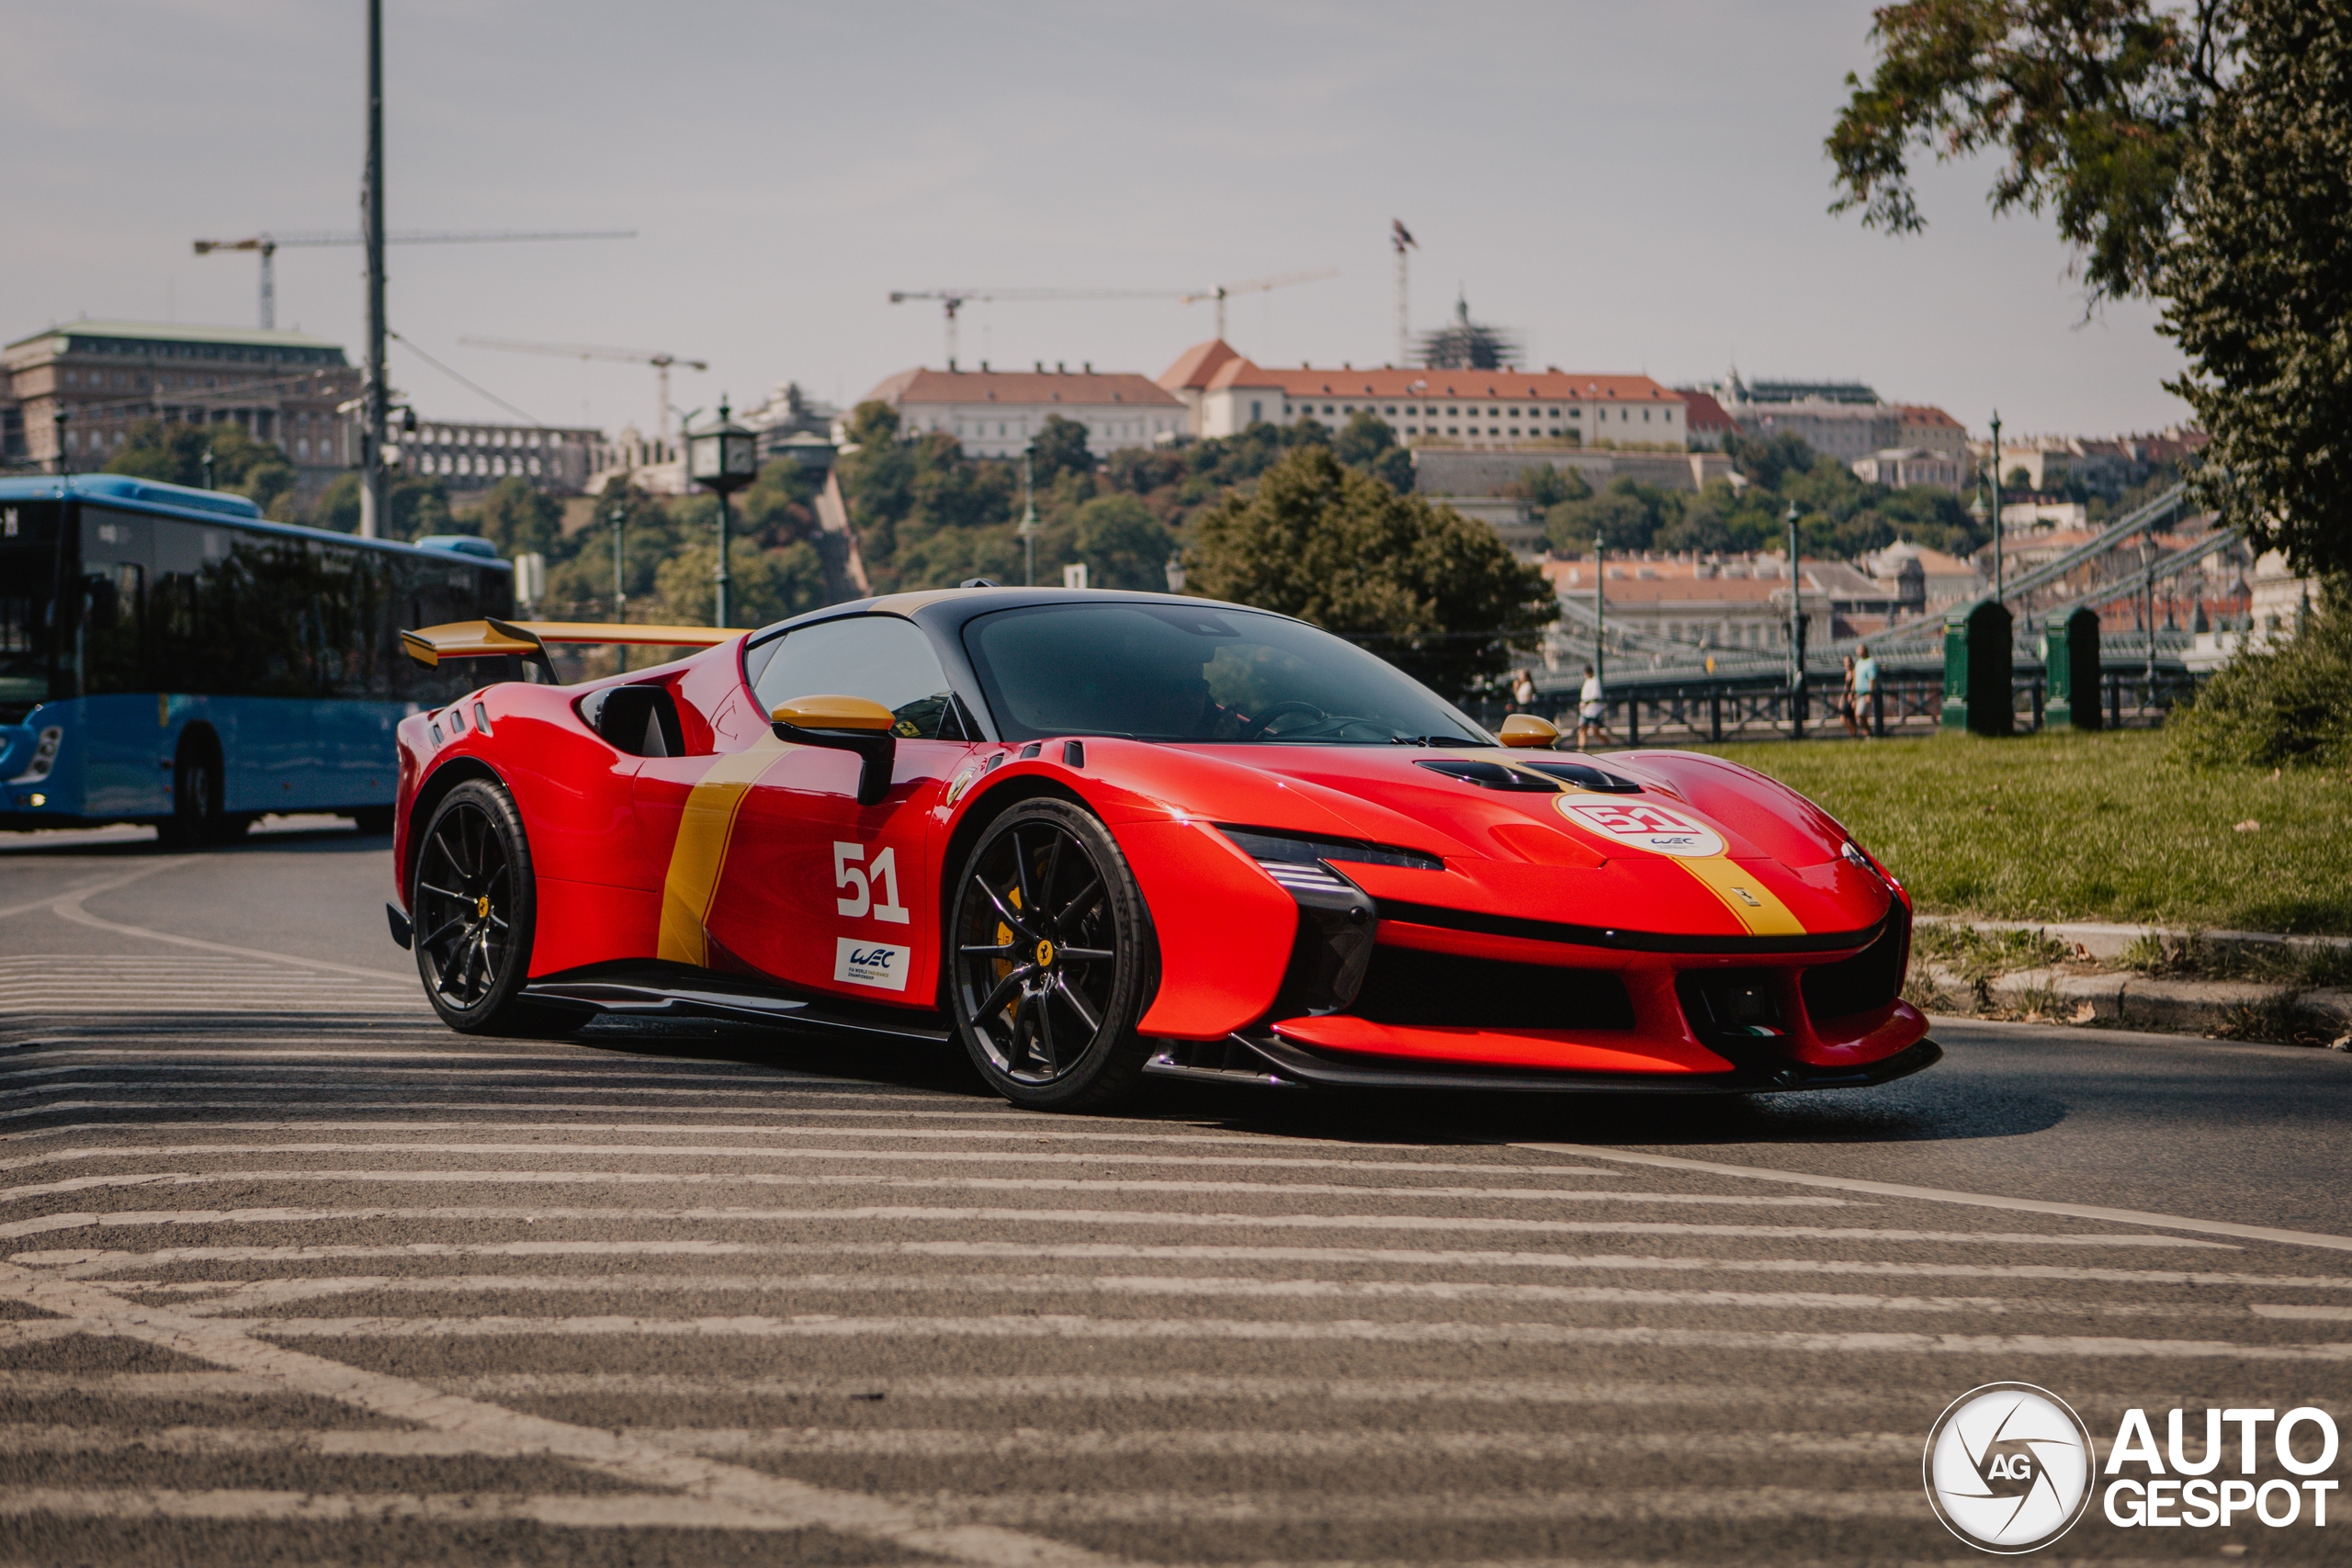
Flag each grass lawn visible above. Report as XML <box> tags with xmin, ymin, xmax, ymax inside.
<box><xmin>1690</xmin><ymin>728</ymin><xmax>2352</xmax><ymax>934</ymax></box>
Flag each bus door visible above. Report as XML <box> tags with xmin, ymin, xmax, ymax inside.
<box><xmin>74</xmin><ymin>507</ymin><xmax>172</xmax><ymax>819</ymax></box>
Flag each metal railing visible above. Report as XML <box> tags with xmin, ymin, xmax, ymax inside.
<box><xmin>1464</xmin><ymin>665</ymin><xmax>2202</xmax><ymax>746</ymax></box>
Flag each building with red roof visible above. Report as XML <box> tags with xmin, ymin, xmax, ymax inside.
<box><xmin>1156</xmin><ymin>339</ymin><xmax>1687</xmax><ymax>451</ymax></box>
<box><xmin>859</xmin><ymin>364</ymin><xmax>1186</xmax><ymax>459</ymax></box>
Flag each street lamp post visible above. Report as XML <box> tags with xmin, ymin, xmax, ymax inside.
<box><xmin>201</xmin><ymin>445</ymin><xmax>216</xmax><ymax>491</ymax></box>
<box><xmin>1017</xmin><ymin>447</ymin><xmax>1041</xmax><ymax>586</ymax></box>
<box><xmin>1784</xmin><ymin>501</ymin><xmax>1805</xmax><ymax>739</ymax></box>
<box><xmin>609</xmin><ymin>498</ymin><xmax>628</xmax><ymax>672</ymax></box>
<box><xmin>51</xmin><ymin>408</ymin><xmax>69</xmax><ymax>476</ymax></box>
<box><xmin>1988</xmin><ymin>410</ymin><xmax>2004</xmax><ymax>604</ymax></box>
<box><xmin>686</xmin><ymin>397</ymin><xmax>757</xmax><ymax>628</ymax></box>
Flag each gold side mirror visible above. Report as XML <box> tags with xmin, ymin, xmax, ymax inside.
<box><xmin>771</xmin><ymin>694</ymin><xmax>898</xmax><ymax>806</ymax></box>
<box><xmin>771</xmin><ymin>694</ymin><xmax>895</xmax><ymax>732</ymax></box>
<box><xmin>1498</xmin><ymin>713</ymin><xmax>1561</xmax><ymax>750</ymax></box>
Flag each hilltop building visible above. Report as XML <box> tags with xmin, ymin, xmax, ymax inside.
<box><xmin>1543</xmin><ymin>551</ymin><xmax>1908</xmax><ymax>658</ymax></box>
<box><xmin>1158</xmin><ymin>339</ymin><xmax>1688</xmax><ymax>452</ymax></box>
<box><xmin>392</xmin><ymin>417</ymin><xmax>602</xmax><ymax>497</ymax></box>
<box><xmin>858</xmin><ymin>364</ymin><xmax>1185</xmax><ymax>459</ymax></box>
<box><xmin>0</xmin><ymin>319</ymin><xmax>359</xmax><ymax>501</ymax></box>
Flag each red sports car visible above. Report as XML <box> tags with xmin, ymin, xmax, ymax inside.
<box><xmin>388</xmin><ymin>589</ymin><xmax>1935</xmax><ymax>1111</ymax></box>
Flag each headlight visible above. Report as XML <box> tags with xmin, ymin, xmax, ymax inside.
<box><xmin>1842</xmin><ymin>840</ymin><xmax>1902</xmax><ymax>893</ymax></box>
<box><xmin>8</xmin><ymin>727</ymin><xmax>62</xmax><ymax>784</ymax></box>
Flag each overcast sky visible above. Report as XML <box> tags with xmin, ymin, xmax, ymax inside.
<box><xmin>5</xmin><ymin>1</ymin><xmax>2192</xmax><ymax>442</ymax></box>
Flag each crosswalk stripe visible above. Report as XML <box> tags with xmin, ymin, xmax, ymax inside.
<box><xmin>240</xmin><ymin>1312</ymin><xmax>2352</xmax><ymax>1358</ymax></box>
<box><xmin>159</xmin><ymin>1271</ymin><xmax>2234</xmax><ymax>1320</ymax></box>
<box><xmin>21</xmin><ymin>1239</ymin><xmax>2351</xmax><ymax>1290</ymax></box>
<box><xmin>0</xmin><ymin>1204</ymin><xmax>2229</xmax><ymax>1247</ymax></box>
<box><xmin>1</xmin><ymin>1172</ymin><xmax>1784</xmax><ymax>1207</ymax></box>
<box><xmin>0</xmin><ymin>1423</ymin><xmax>1921</xmax><ymax>1460</ymax></box>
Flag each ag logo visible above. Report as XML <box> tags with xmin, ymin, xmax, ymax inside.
<box><xmin>1553</xmin><ymin>794</ymin><xmax>1725</xmax><ymax>858</ymax></box>
<box><xmin>1925</xmin><ymin>1382</ymin><xmax>2095</xmax><ymax>1553</ymax></box>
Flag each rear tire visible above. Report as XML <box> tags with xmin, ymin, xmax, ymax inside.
<box><xmin>411</xmin><ymin>779</ymin><xmax>573</xmax><ymax>1036</ymax></box>
<box><xmin>157</xmin><ymin>740</ymin><xmax>226</xmax><ymax>849</ymax></box>
<box><xmin>948</xmin><ymin>799</ymin><xmax>1157</xmax><ymax>1112</ymax></box>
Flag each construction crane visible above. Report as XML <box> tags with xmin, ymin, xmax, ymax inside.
<box><xmin>1178</xmin><ymin>268</ymin><xmax>1339</xmax><ymax>339</ymax></box>
<box><xmin>191</xmin><ymin>230</ymin><xmax>636</xmax><ymax>331</ymax></box>
<box><xmin>459</xmin><ymin>337</ymin><xmax>708</xmax><ymax>442</ymax></box>
<box><xmin>888</xmin><ymin>288</ymin><xmax>1188</xmax><ymax>365</ymax></box>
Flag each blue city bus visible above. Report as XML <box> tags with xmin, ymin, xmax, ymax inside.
<box><xmin>0</xmin><ymin>473</ymin><xmax>513</xmax><ymax>843</ymax></box>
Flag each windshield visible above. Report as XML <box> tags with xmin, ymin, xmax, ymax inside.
<box><xmin>0</xmin><ymin>501</ymin><xmax>65</xmax><ymax>720</ymax></box>
<box><xmin>962</xmin><ymin>601</ymin><xmax>1489</xmax><ymax>745</ymax></box>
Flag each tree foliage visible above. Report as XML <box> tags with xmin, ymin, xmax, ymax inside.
<box><xmin>1829</xmin><ymin>0</ymin><xmax>2352</xmax><ymax>574</ymax></box>
<box><xmin>1185</xmin><ymin>446</ymin><xmax>1557</xmax><ymax>696</ymax></box>
<box><xmin>2169</xmin><ymin>581</ymin><xmax>2352</xmax><ymax>770</ymax></box>
<box><xmin>106</xmin><ymin>420</ymin><xmax>297</xmax><ymax>517</ymax></box>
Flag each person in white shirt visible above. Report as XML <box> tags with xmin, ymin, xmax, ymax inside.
<box><xmin>1577</xmin><ymin>664</ymin><xmax>1607</xmax><ymax>750</ymax></box>
<box><xmin>1510</xmin><ymin>669</ymin><xmax>1536</xmax><ymax>711</ymax></box>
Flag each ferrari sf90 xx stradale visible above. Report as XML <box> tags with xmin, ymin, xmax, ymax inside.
<box><xmin>386</xmin><ymin>590</ymin><xmax>1936</xmax><ymax>1111</ymax></box>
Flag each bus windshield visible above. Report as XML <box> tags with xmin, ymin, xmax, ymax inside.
<box><xmin>0</xmin><ymin>500</ymin><xmax>65</xmax><ymax>722</ymax></box>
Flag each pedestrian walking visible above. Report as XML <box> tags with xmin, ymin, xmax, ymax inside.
<box><xmin>1510</xmin><ymin>668</ymin><xmax>1536</xmax><ymax>713</ymax></box>
<box><xmin>1838</xmin><ymin>653</ymin><xmax>1861</xmax><ymax>738</ymax></box>
<box><xmin>1577</xmin><ymin>664</ymin><xmax>1608</xmax><ymax>750</ymax></box>
<box><xmin>1853</xmin><ymin>642</ymin><xmax>1878</xmax><ymax>737</ymax></box>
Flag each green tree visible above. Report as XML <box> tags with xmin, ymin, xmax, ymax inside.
<box><xmin>304</xmin><ymin>468</ymin><xmax>450</xmax><ymax>539</ymax></box>
<box><xmin>475</xmin><ymin>477</ymin><xmax>561</xmax><ymax>558</ymax></box>
<box><xmin>1186</xmin><ymin>446</ymin><xmax>1557</xmax><ymax>697</ymax></box>
<box><xmin>1066</xmin><ymin>493</ymin><xmax>1175</xmax><ymax>592</ymax></box>
<box><xmin>1030</xmin><ymin>414</ymin><xmax>1096</xmax><ymax>484</ymax></box>
<box><xmin>1333</xmin><ymin>411</ymin><xmax>1417</xmax><ymax>491</ymax></box>
<box><xmin>1828</xmin><ymin>0</ymin><xmax>2352</xmax><ymax>575</ymax></box>
<box><xmin>654</xmin><ymin>536</ymin><xmax>829</xmax><ymax>627</ymax></box>
<box><xmin>107</xmin><ymin>419</ymin><xmax>296</xmax><ymax>515</ymax></box>
<box><xmin>2169</xmin><ymin>581</ymin><xmax>2352</xmax><ymax>769</ymax></box>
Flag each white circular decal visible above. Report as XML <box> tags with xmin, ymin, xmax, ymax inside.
<box><xmin>1923</xmin><ymin>1382</ymin><xmax>2095</xmax><ymax>1553</ymax></box>
<box><xmin>1552</xmin><ymin>794</ymin><xmax>1725</xmax><ymax>858</ymax></box>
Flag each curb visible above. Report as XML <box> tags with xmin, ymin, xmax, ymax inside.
<box><xmin>1914</xmin><ymin>915</ymin><xmax>2352</xmax><ymax>963</ymax></box>
<box><xmin>1917</xmin><ymin>963</ymin><xmax>2350</xmax><ymax>1045</ymax></box>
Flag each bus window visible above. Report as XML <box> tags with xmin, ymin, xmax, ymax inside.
<box><xmin>80</xmin><ymin>506</ymin><xmax>153</xmax><ymax>697</ymax></box>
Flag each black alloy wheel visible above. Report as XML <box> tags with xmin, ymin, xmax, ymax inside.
<box><xmin>411</xmin><ymin>779</ymin><xmax>566</xmax><ymax>1034</ymax></box>
<box><xmin>949</xmin><ymin>799</ymin><xmax>1156</xmax><ymax>1111</ymax></box>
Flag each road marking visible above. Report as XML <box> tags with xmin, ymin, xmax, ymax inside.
<box><xmin>961</xmin><ymin>1489</ymin><xmax>1927</xmax><ymax>1525</ymax></box>
<box><xmin>0</xmin><ymin>1422</ymin><xmax>1919</xmax><ymax>1461</ymax></box>
<box><xmin>0</xmin><ymin>1265</ymin><xmax>1126</xmax><ymax>1568</ymax></box>
<box><xmin>0</xmin><ymin>1486</ymin><xmax>840</xmax><ymax>1531</ymax></box>
<box><xmin>0</xmin><ymin>1205</ymin><xmax>2234</xmax><ymax>1247</ymax></box>
<box><xmin>0</xmin><ymin>1128</ymin><xmax>1615</xmax><ymax>1179</ymax></box>
<box><xmin>25</xmin><ymin>1239</ymin><xmax>2348</xmax><ymax>1290</ymax></box>
<box><xmin>40</xmin><ymin>900</ymin><xmax>417</xmax><ymax>981</ymax></box>
<box><xmin>161</xmin><ymin>1271</ymin><xmax>2226</xmax><ymax>1321</ymax></box>
<box><xmin>239</xmin><ymin>1312</ymin><xmax>2352</xmax><ymax>1359</ymax></box>
<box><xmin>0</xmin><ymin>862</ymin><xmax>191</xmax><ymax>923</ymax></box>
<box><xmin>0</xmin><ymin>1143</ymin><xmax>1623</xmax><ymax>1188</ymax></box>
<box><xmin>0</xmin><ymin>1171</ymin><xmax>1780</xmax><ymax>1207</ymax></box>
<box><xmin>1526</xmin><ymin>1144</ymin><xmax>2352</xmax><ymax>1256</ymax></box>
<box><xmin>2251</xmin><ymin>1303</ymin><xmax>2352</xmax><ymax>1321</ymax></box>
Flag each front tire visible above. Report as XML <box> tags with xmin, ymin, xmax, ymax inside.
<box><xmin>411</xmin><ymin>779</ymin><xmax>570</xmax><ymax>1035</ymax></box>
<box><xmin>948</xmin><ymin>799</ymin><xmax>1156</xmax><ymax>1112</ymax></box>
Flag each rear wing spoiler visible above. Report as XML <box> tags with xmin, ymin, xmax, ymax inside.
<box><xmin>399</xmin><ymin>618</ymin><xmax>739</xmax><ymax>681</ymax></box>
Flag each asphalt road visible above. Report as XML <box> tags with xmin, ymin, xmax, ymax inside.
<box><xmin>1</xmin><ymin>819</ymin><xmax>2349</xmax><ymax>1565</ymax></box>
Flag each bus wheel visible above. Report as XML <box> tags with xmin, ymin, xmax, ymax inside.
<box><xmin>411</xmin><ymin>779</ymin><xmax>571</xmax><ymax>1036</ymax></box>
<box><xmin>158</xmin><ymin>739</ymin><xmax>225</xmax><ymax>849</ymax></box>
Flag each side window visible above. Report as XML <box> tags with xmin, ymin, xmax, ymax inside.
<box><xmin>752</xmin><ymin>616</ymin><xmax>967</xmax><ymax>741</ymax></box>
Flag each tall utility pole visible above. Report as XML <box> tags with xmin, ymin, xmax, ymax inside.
<box><xmin>1785</xmin><ymin>502</ymin><xmax>1806</xmax><ymax>738</ymax></box>
<box><xmin>1391</xmin><ymin>220</ymin><xmax>1418</xmax><ymax>366</ymax></box>
<box><xmin>1988</xmin><ymin>411</ymin><xmax>2004</xmax><ymax>604</ymax></box>
<box><xmin>359</xmin><ymin>0</ymin><xmax>388</xmax><ymax>540</ymax></box>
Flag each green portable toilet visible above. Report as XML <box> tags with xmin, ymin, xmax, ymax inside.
<box><xmin>2041</xmin><ymin>607</ymin><xmax>2100</xmax><ymax>729</ymax></box>
<box><xmin>1942</xmin><ymin>599</ymin><xmax>2014</xmax><ymax>736</ymax></box>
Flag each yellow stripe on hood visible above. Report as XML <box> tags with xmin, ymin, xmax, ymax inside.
<box><xmin>1672</xmin><ymin>853</ymin><xmax>1807</xmax><ymax>937</ymax></box>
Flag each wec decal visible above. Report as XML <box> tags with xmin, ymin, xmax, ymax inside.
<box><xmin>834</xmin><ymin>937</ymin><xmax>910</xmax><ymax>991</ymax></box>
<box><xmin>1554</xmin><ymin>794</ymin><xmax>1726</xmax><ymax>858</ymax></box>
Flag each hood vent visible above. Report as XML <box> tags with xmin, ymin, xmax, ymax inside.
<box><xmin>1412</xmin><ymin>758</ymin><xmax>1557</xmax><ymax>793</ymax></box>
